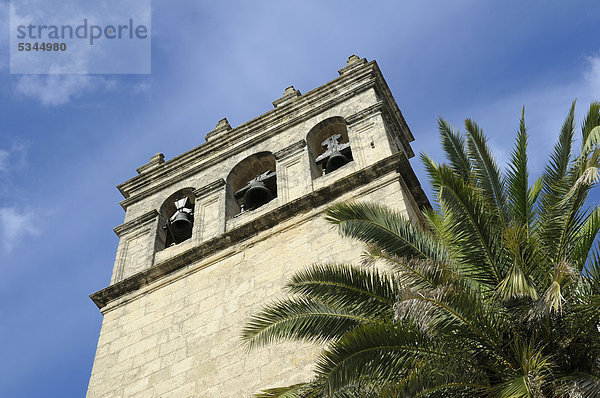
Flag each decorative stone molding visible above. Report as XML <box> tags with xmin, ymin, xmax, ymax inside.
<box><xmin>193</xmin><ymin>179</ymin><xmax>226</xmax><ymax>199</ymax></box>
<box><xmin>275</xmin><ymin>141</ymin><xmax>311</xmax><ymax>202</ymax></box>
<box><xmin>111</xmin><ymin>210</ymin><xmax>161</xmax><ymax>283</ymax></box>
<box><xmin>136</xmin><ymin>153</ymin><xmax>165</xmax><ymax>175</ymax></box>
<box><xmin>272</xmin><ymin>86</ymin><xmax>302</xmax><ymax>108</ymax></box>
<box><xmin>113</xmin><ymin>210</ymin><xmax>159</xmax><ymax>237</ymax></box>
<box><xmin>274</xmin><ymin>140</ymin><xmax>306</xmax><ymax>160</ymax></box>
<box><xmin>338</xmin><ymin>54</ymin><xmax>367</xmax><ymax>75</ymax></box>
<box><xmin>192</xmin><ymin>179</ymin><xmax>227</xmax><ymax>242</ymax></box>
<box><xmin>205</xmin><ymin>118</ymin><xmax>233</xmax><ymax>142</ymax></box>
<box><xmin>380</xmin><ymin>104</ymin><xmax>414</xmax><ymax>157</ymax></box>
<box><xmin>346</xmin><ymin>101</ymin><xmax>384</xmax><ymax>126</ymax></box>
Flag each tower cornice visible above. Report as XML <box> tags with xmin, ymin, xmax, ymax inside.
<box><xmin>116</xmin><ymin>59</ymin><xmax>414</xmax><ymax>210</ymax></box>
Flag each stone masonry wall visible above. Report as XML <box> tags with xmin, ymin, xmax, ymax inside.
<box><xmin>87</xmin><ymin>175</ymin><xmax>412</xmax><ymax>398</ymax></box>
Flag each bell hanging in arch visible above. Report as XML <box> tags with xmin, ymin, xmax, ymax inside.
<box><xmin>315</xmin><ymin>134</ymin><xmax>353</xmax><ymax>175</ymax></box>
<box><xmin>325</xmin><ymin>150</ymin><xmax>350</xmax><ymax>173</ymax></box>
<box><xmin>243</xmin><ymin>180</ymin><xmax>273</xmax><ymax>210</ymax></box>
<box><xmin>167</xmin><ymin>197</ymin><xmax>194</xmax><ymax>243</ymax></box>
<box><xmin>234</xmin><ymin>170</ymin><xmax>277</xmax><ymax>213</ymax></box>
<box><xmin>170</xmin><ymin>211</ymin><xmax>193</xmax><ymax>240</ymax></box>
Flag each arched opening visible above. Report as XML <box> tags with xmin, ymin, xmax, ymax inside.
<box><xmin>158</xmin><ymin>188</ymin><xmax>195</xmax><ymax>250</ymax></box>
<box><xmin>226</xmin><ymin>152</ymin><xmax>277</xmax><ymax>219</ymax></box>
<box><xmin>306</xmin><ymin>117</ymin><xmax>353</xmax><ymax>178</ymax></box>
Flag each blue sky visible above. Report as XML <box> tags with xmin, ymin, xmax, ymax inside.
<box><xmin>0</xmin><ymin>1</ymin><xmax>599</xmax><ymax>397</ymax></box>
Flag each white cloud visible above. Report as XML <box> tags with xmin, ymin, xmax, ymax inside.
<box><xmin>15</xmin><ymin>75</ymin><xmax>107</xmax><ymax>106</ymax></box>
<box><xmin>132</xmin><ymin>80</ymin><xmax>152</xmax><ymax>95</ymax></box>
<box><xmin>0</xmin><ymin>207</ymin><xmax>40</xmax><ymax>252</ymax></box>
<box><xmin>0</xmin><ymin>143</ymin><xmax>27</xmax><ymax>174</ymax></box>
<box><xmin>585</xmin><ymin>55</ymin><xmax>600</xmax><ymax>97</ymax></box>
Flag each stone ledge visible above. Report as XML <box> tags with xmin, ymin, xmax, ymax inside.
<box><xmin>274</xmin><ymin>140</ymin><xmax>306</xmax><ymax>160</ymax></box>
<box><xmin>91</xmin><ymin>151</ymin><xmax>429</xmax><ymax>309</ymax></box>
<box><xmin>136</xmin><ymin>153</ymin><xmax>165</xmax><ymax>175</ymax></box>
<box><xmin>113</xmin><ymin>210</ymin><xmax>159</xmax><ymax>237</ymax></box>
<box><xmin>193</xmin><ymin>179</ymin><xmax>226</xmax><ymax>199</ymax></box>
<box><xmin>346</xmin><ymin>101</ymin><xmax>383</xmax><ymax>126</ymax></box>
<box><xmin>272</xmin><ymin>86</ymin><xmax>302</xmax><ymax>108</ymax></box>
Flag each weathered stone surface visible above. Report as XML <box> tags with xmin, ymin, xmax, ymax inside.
<box><xmin>87</xmin><ymin>56</ymin><xmax>428</xmax><ymax>397</ymax></box>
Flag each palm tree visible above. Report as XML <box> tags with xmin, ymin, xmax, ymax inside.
<box><xmin>241</xmin><ymin>102</ymin><xmax>600</xmax><ymax>397</ymax></box>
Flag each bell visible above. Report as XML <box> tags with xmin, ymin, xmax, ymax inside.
<box><xmin>170</xmin><ymin>211</ymin><xmax>193</xmax><ymax>240</ymax></box>
<box><xmin>325</xmin><ymin>150</ymin><xmax>350</xmax><ymax>173</ymax></box>
<box><xmin>243</xmin><ymin>180</ymin><xmax>273</xmax><ymax>210</ymax></box>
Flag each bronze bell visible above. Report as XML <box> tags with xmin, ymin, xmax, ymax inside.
<box><xmin>325</xmin><ymin>150</ymin><xmax>350</xmax><ymax>173</ymax></box>
<box><xmin>170</xmin><ymin>211</ymin><xmax>193</xmax><ymax>240</ymax></box>
<box><xmin>167</xmin><ymin>197</ymin><xmax>194</xmax><ymax>244</ymax></box>
<box><xmin>243</xmin><ymin>180</ymin><xmax>273</xmax><ymax>210</ymax></box>
<box><xmin>234</xmin><ymin>170</ymin><xmax>277</xmax><ymax>214</ymax></box>
<box><xmin>315</xmin><ymin>134</ymin><xmax>353</xmax><ymax>175</ymax></box>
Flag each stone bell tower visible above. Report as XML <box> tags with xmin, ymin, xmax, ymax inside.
<box><xmin>86</xmin><ymin>55</ymin><xmax>429</xmax><ymax>398</ymax></box>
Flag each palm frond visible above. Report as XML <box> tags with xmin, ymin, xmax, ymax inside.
<box><xmin>556</xmin><ymin>372</ymin><xmax>600</xmax><ymax>398</ymax></box>
<box><xmin>325</xmin><ymin>202</ymin><xmax>449</xmax><ymax>263</ymax></box>
<box><xmin>581</xmin><ymin>102</ymin><xmax>600</xmax><ymax>151</ymax></box>
<box><xmin>412</xmin><ymin>383</ymin><xmax>489</xmax><ymax>398</ymax></box>
<box><xmin>572</xmin><ymin>207</ymin><xmax>600</xmax><ymax>272</ymax></box>
<box><xmin>438</xmin><ymin>118</ymin><xmax>472</xmax><ymax>180</ymax></box>
<box><xmin>542</xmin><ymin>100</ymin><xmax>576</xmax><ymax>192</ymax></box>
<box><xmin>241</xmin><ymin>298</ymin><xmax>369</xmax><ymax>350</ymax></box>
<box><xmin>315</xmin><ymin>321</ymin><xmax>437</xmax><ymax>394</ymax></box>
<box><xmin>366</xmin><ymin>248</ymin><xmax>452</xmax><ymax>290</ymax></box>
<box><xmin>424</xmin><ymin>157</ymin><xmax>504</xmax><ymax>286</ymax></box>
<box><xmin>395</xmin><ymin>286</ymin><xmax>506</xmax><ymax>360</ymax></box>
<box><xmin>285</xmin><ymin>263</ymin><xmax>399</xmax><ymax>317</ymax></box>
<box><xmin>507</xmin><ymin>108</ymin><xmax>532</xmax><ymax>227</ymax></box>
<box><xmin>530</xmin><ymin>259</ymin><xmax>576</xmax><ymax>318</ymax></box>
<box><xmin>253</xmin><ymin>383</ymin><xmax>316</xmax><ymax>398</ymax></box>
<box><xmin>537</xmin><ymin>101</ymin><xmax>580</xmax><ymax>263</ymax></box>
<box><xmin>465</xmin><ymin>118</ymin><xmax>508</xmax><ymax>224</ymax></box>
<box><xmin>497</xmin><ymin>224</ymin><xmax>538</xmax><ymax>300</ymax></box>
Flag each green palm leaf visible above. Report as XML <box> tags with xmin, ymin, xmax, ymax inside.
<box><xmin>285</xmin><ymin>263</ymin><xmax>400</xmax><ymax>317</ymax></box>
<box><xmin>506</xmin><ymin>108</ymin><xmax>532</xmax><ymax>228</ymax></box>
<box><xmin>438</xmin><ymin>118</ymin><xmax>472</xmax><ymax>180</ymax></box>
<box><xmin>315</xmin><ymin>321</ymin><xmax>437</xmax><ymax>394</ymax></box>
<box><xmin>241</xmin><ymin>298</ymin><xmax>370</xmax><ymax>350</ymax></box>
<box><xmin>325</xmin><ymin>202</ymin><xmax>448</xmax><ymax>263</ymax></box>
<box><xmin>465</xmin><ymin>118</ymin><xmax>508</xmax><ymax>224</ymax></box>
<box><xmin>424</xmin><ymin>156</ymin><xmax>504</xmax><ymax>285</ymax></box>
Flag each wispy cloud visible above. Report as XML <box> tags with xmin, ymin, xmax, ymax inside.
<box><xmin>0</xmin><ymin>207</ymin><xmax>40</xmax><ymax>253</ymax></box>
<box><xmin>0</xmin><ymin>142</ymin><xmax>37</xmax><ymax>252</ymax></box>
<box><xmin>454</xmin><ymin>55</ymin><xmax>599</xmax><ymax>169</ymax></box>
<box><xmin>14</xmin><ymin>75</ymin><xmax>112</xmax><ymax>106</ymax></box>
<box><xmin>0</xmin><ymin>143</ymin><xmax>27</xmax><ymax>175</ymax></box>
<box><xmin>585</xmin><ymin>55</ymin><xmax>600</xmax><ymax>96</ymax></box>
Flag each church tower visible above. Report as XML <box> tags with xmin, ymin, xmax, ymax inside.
<box><xmin>86</xmin><ymin>55</ymin><xmax>429</xmax><ymax>397</ymax></box>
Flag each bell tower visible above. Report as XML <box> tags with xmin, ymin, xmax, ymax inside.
<box><xmin>86</xmin><ymin>55</ymin><xmax>429</xmax><ymax>397</ymax></box>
